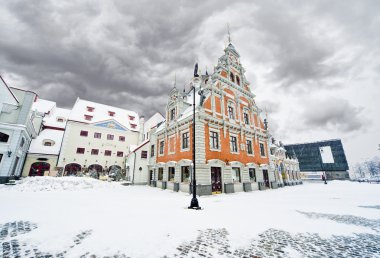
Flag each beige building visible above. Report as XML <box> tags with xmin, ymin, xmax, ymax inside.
<box><xmin>57</xmin><ymin>98</ymin><xmax>141</xmax><ymax>175</ymax></box>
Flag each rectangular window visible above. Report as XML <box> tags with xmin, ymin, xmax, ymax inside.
<box><xmin>91</xmin><ymin>149</ymin><xmax>99</xmax><ymax>155</ymax></box>
<box><xmin>105</xmin><ymin>150</ymin><xmax>112</xmax><ymax>156</ymax></box>
<box><xmin>246</xmin><ymin>140</ymin><xmax>253</xmax><ymax>154</ymax></box>
<box><xmin>232</xmin><ymin>167</ymin><xmax>241</xmax><ymax>183</ymax></box>
<box><xmin>230</xmin><ymin>136</ymin><xmax>238</xmax><ymax>152</ymax></box>
<box><xmin>87</xmin><ymin>106</ymin><xmax>94</xmax><ymax>112</ymax></box>
<box><xmin>130</xmin><ymin>124</ymin><xmax>137</xmax><ymax>129</ymax></box>
<box><xmin>107</xmin><ymin>134</ymin><xmax>114</xmax><ymax>140</ymax></box>
<box><xmin>159</xmin><ymin>141</ymin><xmax>164</xmax><ymax>155</ymax></box>
<box><xmin>170</xmin><ymin>108</ymin><xmax>176</xmax><ymax>121</ymax></box>
<box><xmin>151</xmin><ymin>145</ymin><xmax>155</xmax><ymax>157</ymax></box>
<box><xmin>76</xmin><ymin>148</ymin><xmax>85</xmax><ymax>154</ymax></box>
<box><xmin>181</xmin><ymin>166</ymin><xmax>190</xmax><ymax>183</ymax></box>
<box><xmin>0</xmin><ymin>154</ymin><xmax>3</xmax><ymax>163</ymax></box>
<box><xmin>182</xmin><ymin>132</ymin><xmax>189</xmax><ymax>149</ymax></box>
<box><xmin>158</xmin><ymin>168</ymin><xmax>163</xmax><ymax>181</ymax></box>
<box><xmin>108</xmin><ymin>111</ymin><xmax>115</xmax><ymax>116</ymax></box>
<box><xmin>249</xmin><ymin>168</ymin><xmax>256</xmax><ymax>182</ymax></box>
<box><xmin>129</xmin><ymin>115</ymin><xmax>135</xmax><ymax>120</ymax></box>
<box><xmin>117</xmin><ymin>151</ymin><xmax>123</xmax><ymax>157</ymax></box>
<box><xmin>84</xmin><ymin>115</ymin><xmax>93</xmax><ymax>121</ymax></box>
<box><xmin>228</xmin><ymin>106</ymin><xmax>234</xmax><ymax>119</ymax></box>
<box><xmin>260</xmin><ymin>143</ymin><xmax>266</xmax><ymax>157</ymax></box>
<box><xmin>94</xmin><ymin>132</ymin><xmax>101</xmax><ymax>139</ymax></box>
<box><xmin>244</xmin><ymin>113</ymin><xmax>250</xmax><ymax>125</ymax></box>
<box><xmin>119</xmin><ymin>136</ymin><xmax>125</xmax><ymax>142</ymax></box>
<box><xmin>80</xmin><ymin>130</ymin><xmax>88</xmax><ymax>137</ymax></box>
<box><xmin>168</xmin><ymin>167</ymin><xmax>175</xmax><ymax>181</ymax></box>
<box><xmin>141</xmin><ymin>151</ymin><xmax>147</xmax><ymax>159</ymax></box>
<box><xmin>210</xmin><ymin>131</ymin><xmax>219</xmax><ymax>149</ymax></box>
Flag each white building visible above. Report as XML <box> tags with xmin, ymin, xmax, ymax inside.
<box><xmin>126</xmin><ymin>112</ymin><xmax>165</xmax><ymax>184</ymax></box>
<box><xmin>21</xmin><ymin>98</ymin><xmax>70</xmax><ymax>177</ymax></box>
<box><xmin>57</xmin><ymin>98</ymin><xmax>141</xmax><ymax>175</ymax></box>
<box><xmin>0</xmin><ymin>76</ymin><xmax>42</xmax><ymax>183</ymax></box>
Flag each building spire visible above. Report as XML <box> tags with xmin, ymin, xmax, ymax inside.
<box><xmin>227</xmin><ymin>23</ymin><xmax>231</xmax><ymax>44</ymax></box>
<box><xmin>174</xmin><ymin>72</ymin><xmax>177</xmax><ymax>88</ymax></box>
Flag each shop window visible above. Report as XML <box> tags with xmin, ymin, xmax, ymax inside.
<box><xmin>181</xmin><ymin>166</ymin><xmax>190</xmax><ymax>183</ymax></box>
<box><xmin>168</xmin><ymin>167</ymin><xmax>175</xmax><ymax>181</ymax></box>
<box><xmin>158</xmin><ymin>168</ymin><xmax>163</xmax><ymax>181</ymax></box>
<box><xmin>249</xmin><ymin>168</ymin><xmax>256</xmax><ymax>182</ymax></box>
<box><xmin>232</xmin><ymin>167</ymin><xmax>241</xmax><ymax>182</ymax></box>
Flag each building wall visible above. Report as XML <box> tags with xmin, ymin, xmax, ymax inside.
<box><xmin>22</xmin><ymin>154</ymin><xmax>59</xmax><ymax>177</ymax></box>
<box><xmin>57</xmin><ymin>121</ymin><xmax>139</xmax><ymax>172</ymax></box>
<box><xmin>126</xmin><ymin>143</ymin><xmax>150</xmax><ymax>184</ymax></box>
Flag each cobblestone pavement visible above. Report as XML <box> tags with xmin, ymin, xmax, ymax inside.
<box><xmin>1</xmin><ymin>209</ymin><xmax>380</xmax><ymax>258</ymax></box>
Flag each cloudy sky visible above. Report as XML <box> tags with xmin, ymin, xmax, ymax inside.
<box><xmin>1</xmin><ymin>0</ymin><xmax>379</xmax><ymax>167</ymax></box>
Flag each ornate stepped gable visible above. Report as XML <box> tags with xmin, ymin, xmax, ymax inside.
<box><xmin>156</xmin><ymin>41</ymin><xmax>269</xmax><ymax>165</ymax></box>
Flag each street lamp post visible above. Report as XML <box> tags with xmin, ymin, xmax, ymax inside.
<box><xmin>189</xmin><ymin>65</ymin><xmax>201</xmax><ymax>210</ymax></box>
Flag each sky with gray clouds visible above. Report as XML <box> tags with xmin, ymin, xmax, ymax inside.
<box><xmin>1</xmin><ymin>0</ymin><xmax>379</xmax><ymax>167</ymax></box>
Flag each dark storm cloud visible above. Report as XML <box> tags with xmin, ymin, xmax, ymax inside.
<box><xmin>0</xmin><ymin>0</ymin><xmax>379</xmax><ymax>121</ymax></box>
<box><xmin>302</xmin><ymin>98</ymin><xmax>366</xmax><ymax>133</ymax></box>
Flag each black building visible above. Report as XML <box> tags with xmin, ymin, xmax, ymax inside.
<box><xmin>284</xmin><ymin>139</ymin><xmax>349</xmax><ymax>180</ymax></box>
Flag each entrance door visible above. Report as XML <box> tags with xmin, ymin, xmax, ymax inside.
<box><xmin>263</xmin><ymin>169</ymin><xmax>270</xmax><ymax>188</ymax></box>
<box><xmin>29</xmin><ymin>162</ymin><xmax>50</xmax><ymax>176</ymax></box>
<box><xmin>211</xmin><ymin>167</ymin><xmax>222</xmax><ymax>194</ymax></box>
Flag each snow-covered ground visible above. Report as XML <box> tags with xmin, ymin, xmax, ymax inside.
<box><xmin>0</xmin><ymin>178</ymin><xmax>379</xmax><ymax>257</ymax></box>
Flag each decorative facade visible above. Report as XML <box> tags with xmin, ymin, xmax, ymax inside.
<box><xmin>149</xmin><ymin>42</ymin><xmax>299</xmax><ymax>195</ymax></box>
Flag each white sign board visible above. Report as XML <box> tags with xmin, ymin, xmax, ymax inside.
<box><xmin>320</xmin><ymin>146</ymin><xmax>334</xmax><ymax>163</ymax></box>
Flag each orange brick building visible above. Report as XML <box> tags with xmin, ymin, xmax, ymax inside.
<box><xmin>152</xmin><ymin>42</ymin><xmax>281</xmax><ymax>195</ymax></box>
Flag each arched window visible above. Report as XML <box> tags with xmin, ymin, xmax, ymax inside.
<box><xmin>0</xmin><ymin>132</ymin><xmax>10</xmax><ymax>143</ymax></box>
<box><xmin>43</xmin><ymin>139</ymin><xmax>55</xmax><ymax>146</ymax></box>
<box><xmin>236</xmin><ymin>76</ymin><xmax>240</xmax><ymax>86</ymax></box>
<box><xmin>230</xmin><ymin>72</ymin><xmax>235</xmax><ymax>83</ymax></box>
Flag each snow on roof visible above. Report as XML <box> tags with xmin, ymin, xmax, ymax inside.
<box><xmin>32</xmin><ymin>98</ymin><xmax>56</xmax><ymax>114</ymax></box>
<box><xmin>28</xmin><ymin>129</ymin><xmax>65</xmax><ymax>155</ymax></box>
<box><xmin>129</xmin><ymin>139</ymin><xmax>150</xmax><ymax>154</ymax></box>
<box><xmin>69</xmin><ymin>98</ymin><xmax>140</xmax><ymax>131</ymax></box>
<box><xmin>43</xmin><ymin>107</ymin><xmax>71</xmax><ymax>129</ymax></box>
<box><xmin>143</xmin><ymin>113</ymin><xmax>165</xmax><ymax>135</ymax></box>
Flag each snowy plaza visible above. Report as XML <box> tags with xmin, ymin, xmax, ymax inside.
<box><xmin>0</xmin><ymin>178</ymin><xmax>379</xmax><ymax>257</ymax></box>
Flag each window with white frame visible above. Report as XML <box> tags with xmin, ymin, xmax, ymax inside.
<box><xmin>170</xmin><ymin>108</ymin><xmax>176</xmax><ymax>121</ymax></box>
<box><xmin>228</xmin><ymin>106</ymin><xmax>235</xmax><ymax>119</ymax></box>
<box><xmin>230</xmin><ymin>135</ymin><xmax>238</xmax><ymax>153</ymax></box>
<box><xmin>210</xmin><ymin>130</ymin><xmax>219</xmax><ymax>150</ymax></box>
<box><xmin>243</xmin><ymin>112</ymin><xmax>250</xmax><ymax>125</ymax></box>
<box><xmin>168</xmin><ymin>167</ymin><xmax>175</xmax><ymax>181</ymax></box>
<box><xmin>159</xmin><ymin>140</ymin><xmax>164</xmax><ymax>155</ymax></box>
<box><xmin>181</xmin><ymin>166</ymin><xmax>190</xmax><ymax>183</ymax></box>
<box><xmin>232</xmin><ymin>167</ymin><xmax>241</xmax><ymax>183</ymax></box>
<box><xmin>182</xmin><ymin>131</ymin><xmax>189</xmax><ymax>150</ymax></box>
<box><xmin>249</xmin><ymin>168</ymin><xmax>256</xmax><ymax>182</ymax></box>
<box><xmin>260</xmin><ymin>143</ymin><xmax>266</xmax><ymax>157</ymax></box>
<box><xmin>246</xmin><ymin>140</ymin><xmax>253</xmax><ymax>155</ymax></box>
